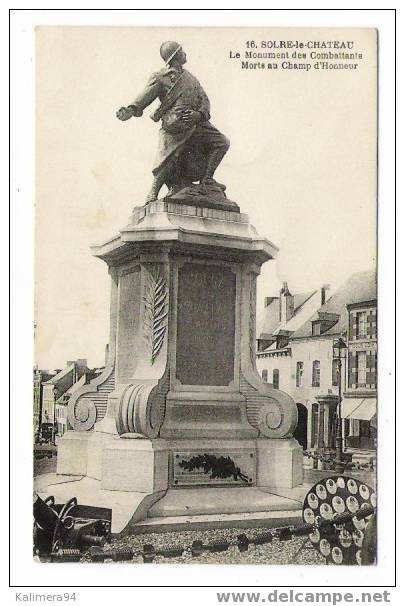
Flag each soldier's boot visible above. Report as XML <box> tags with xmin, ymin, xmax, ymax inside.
<box><xmin>201</xmin><ymin>143</ymin><xmax>230</xmax><ymax>191</ymax></box>
<box><xmin>145</xmin><ymin>174</ymin><xmax>166</xmax><ymax>204</ymax></box>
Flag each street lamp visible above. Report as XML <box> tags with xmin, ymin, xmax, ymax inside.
<box><xmin>333</xmin><ymin>337</ymin><xmax>347</xmax><ymax>473</ymax></box>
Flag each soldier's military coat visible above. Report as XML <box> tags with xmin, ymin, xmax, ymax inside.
<box><xmin>130</xmin><ymin>66</ymin><xmax>229</xmax><ymax>185</ymax></box>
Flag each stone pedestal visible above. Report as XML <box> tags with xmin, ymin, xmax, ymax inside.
<box><xmin>101</xmin><ymin>438</ymin><xmax>169</xmax><ymax>493</ymax></box>
<box><xmin>57</xmin><ymin>431</ymin><xmax>92</xmax><ymax>476</ymax></box>
<box><xmin>54</xmin><ymin>198</ymin><xmax>303</xmax><ymax>533</ymax></box>
<box><xmin>256</xmin><ymin>438</ymin><xmax>303</xmax><ymax>489</ymax></box>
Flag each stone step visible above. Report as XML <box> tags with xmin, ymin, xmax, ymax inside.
<box><xmin>148</xmin><ymin>486</ymin><xmax>305</xmax><ymax>518</ymax></box>
<box><xmin>34</xmin><ymin>474</ymin><xmax>310</xmax><ymax>535</ymax></box>
<box><xmin>135</xmin><ymin>509</ymin><xmax>303</xmax><ymax>534</ymax></box>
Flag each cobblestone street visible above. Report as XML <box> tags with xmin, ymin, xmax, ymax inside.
<box><xmin>87</xmin><ymin>527</ymin><xmax>325</xmax><ymax>565</ymax></box>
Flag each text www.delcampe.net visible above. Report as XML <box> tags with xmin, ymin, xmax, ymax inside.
<box><xmin>216</xmin><ymin>591</ymin><xmax>391</xmax><ymax>604</ymax></box>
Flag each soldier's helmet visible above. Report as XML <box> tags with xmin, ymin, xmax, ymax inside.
<box><xmin>160</xmin><ymin>41</ymin><xmax>182</xmax><ymax>64</ymax></box>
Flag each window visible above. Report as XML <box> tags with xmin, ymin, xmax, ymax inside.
<box><xmin>312</xmin><ymin>360</ymin><xmax>320</xmax><ymax>387</ymax></box>
<box><xmin>357</xmin><ymin>351</ymin><xmax>367</xmax><ymax>386</ymax></box>
<box><xmin>332</xmin><ymin>359</ymin><xmax>340</xmax><ymax>386</ymax></box>
<box><xmin>296</xmin><ymin>362</ymin><xmax>304</xmax><ymax>387</ymax></box>
<box><xmin>273</xmin><ymin>369</ymin><xmax>279</xmax><ymax>390</ymax></box>
<box><xmin>261</xmin><ymin>369</ymin><xmax>268</xmax><ymax>382</ymax></box>
<box><xmin>356</xmin><ymin>311</ymin><xmax>367</xmax><ymax>339</ymax></box>
<box><xmin>312</xmin><ymin>322</ymin><xmax>321</xmax><ymax>336</ymax></box>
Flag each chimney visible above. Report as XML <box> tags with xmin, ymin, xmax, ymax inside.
<box><xmin>74</xmin><ymin>359</ymin><xmax>88</xmax><ymax>381</ymax></box>
<box><xmin>321</xmin><ymin>284</ymin><xmax>331</xmax><ymax>306</ymax></box>
<box><xmin>279</xmin><ymin>281</ymin><xmax>294</xmax><ymax>323</ymax></box>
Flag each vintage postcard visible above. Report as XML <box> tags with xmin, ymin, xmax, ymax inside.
<box><xmin>31</xmin><ymin>24</ymin><xmax>379</xmax><ymax>572</ymax></box>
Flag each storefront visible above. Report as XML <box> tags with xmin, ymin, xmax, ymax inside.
<box><xmin>341</xmin><ymin>395</ymin><xmax>377</xmax><ymax>451</ymax></box>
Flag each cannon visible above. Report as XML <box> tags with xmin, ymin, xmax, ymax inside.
<box><xmin>33</xmin><ymin>492</ymin><xmax>111</xmax><ymax>561</ymax></box>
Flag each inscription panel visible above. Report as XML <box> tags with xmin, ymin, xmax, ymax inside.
<box><xmin>173</xmin><ymin>450</ymin><xmax>256</xmax><ymax>487</ymax></box>
<box><xmin>171</xmin><ymin>403</ymin><xmax>242</xmax><ymax>424</ymax></box>
<box><xmin>176</xmin><ymin>264</ymin><xmax>236</xmax><ymax>385</ymax></box>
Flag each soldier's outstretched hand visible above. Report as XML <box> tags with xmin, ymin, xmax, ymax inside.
<box><xmin>116</xmin><ymin>107</ymin><xmax>133</xmax><ymax>121</ymax></box>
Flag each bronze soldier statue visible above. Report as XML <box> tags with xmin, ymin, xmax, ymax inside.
<box><xmin>116</xmin><ymin>41</ymin><xmax>230</xmax><ymax>204</ymax></box>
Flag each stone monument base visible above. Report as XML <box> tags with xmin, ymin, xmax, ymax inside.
<box><xmin>49</xmin><ymin>196</ymin><xmax>305</xmax><ymax>535</ymax></box>
<box><xmin>35</xmin><ymin>474</ymin><xmax>308</xmax><ymax>535</ymax></box>
<box><xmin>44</xmin><ymin>431</ymin><xmax>304</xmax><ymax>533</ymax></box>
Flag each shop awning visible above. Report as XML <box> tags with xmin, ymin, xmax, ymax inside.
<box><xmin>341</xmin><ymin>397</ymin><xmax>377</xmax><ymax>421</ymax></box>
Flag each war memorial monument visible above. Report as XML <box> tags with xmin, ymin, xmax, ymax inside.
<box><xmin>40</xmin><ymin>41</ymin><xmax>304</xmax><ymax>534</ymax></box>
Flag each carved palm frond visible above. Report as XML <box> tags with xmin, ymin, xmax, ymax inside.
<box><xmin>143</xmin><ymin>265</ymin><xmax>168</xmax><ymax>365</ymax></box>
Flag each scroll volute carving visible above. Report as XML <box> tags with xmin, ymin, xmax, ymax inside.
<box><xmin>113</xmin><ymin>262</ymin><xmax>170</xmax><ymax>438</ymax></box>
<box><xmin>241</xmin><ymin>267</ymin><xmax>298</xmax><ymax>439</ymax></box>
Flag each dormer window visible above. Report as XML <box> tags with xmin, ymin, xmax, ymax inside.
<box><xmin>276</xmin><ymin>335</ymin><xmax>289</xmax><ymax>349</ymax></box>
<box><xmin>312</xmin><ymin>322</ymin><xmax>321</xmax><ymax>336</ymax></box>
<box><xmin>311</xmin><ymin>312</ymin><xmax>339</xmax><ymax>336</ymax></box>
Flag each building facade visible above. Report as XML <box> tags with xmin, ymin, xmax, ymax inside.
<box><xmin>257</xmin><ymin>320</ymin><xmax>341</xmax><ymax>452</ymax></box>
<box><xmin>342</xmin><ymin>299</ymin><xmax>377</xmax><ymax>452</ymax></box>
<box><xmin>40</xmin><ymin>359</ymin><xmax>88</xmax><ymax>440</ymax></box>
<box><xmin>33</xmin><ymin>369</ymin><xmax>54</xmax><ymax>438</ymax></box>
<box><xmin>256</xmin><ymin>271</ymin><xmax>377</xmax><ymax>460</ymax></box>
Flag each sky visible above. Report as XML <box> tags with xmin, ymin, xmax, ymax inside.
<box><xmin>35</xmin><ymin>26</ymin><xmax>377</xmax><ymax>370</ymax></box>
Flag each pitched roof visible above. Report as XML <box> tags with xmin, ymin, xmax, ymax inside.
<box><xmin>55</xmin><ymin>369</ymin><xmax>103</xmax><ymax>404</ymax></box>
<box><xmin>294</xmin><ymin>291</ymin><xmax>318</xmax><ymax>313</ymax></box>
<box><xmin>257</xmin><ymin>299</ymin><xmax>280</xmax><ymax>339</ymax></box>
<box><xmin>57</xmin><ymin>373</ymin><xmax>87</xmax><ymax>398</ymax></box>
<box><xmin>292</xmin><ymin>270</ymin><xmax>376</xmax><ymax>339</ymax></box>
<box><xmin>42</xmin><ymin>363</ymin><xmax>75</xmax><ymax>385</ymax></box>
<box><xmin>34</xmin><ymin>370</ymin><xmax>55</xmax><ymax>383</ymax></box>
<box><xmin>257</xmin><ymin>289</ymin><xmax>319</xmax><ymax>340</ymax></box>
